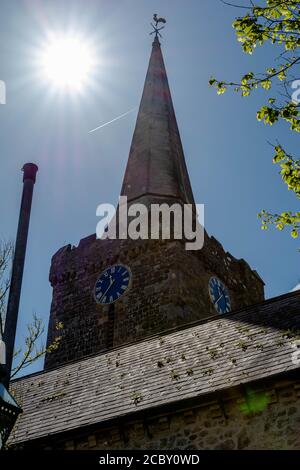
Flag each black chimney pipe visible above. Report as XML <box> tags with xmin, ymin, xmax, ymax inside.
<box><xmin>2</xmin><ymin>163</ymin><xmax>38</xmax><ymax>388</ymax></box>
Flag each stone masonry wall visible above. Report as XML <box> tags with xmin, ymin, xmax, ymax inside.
<box><xmin>23</xmin><ymin>374</ymin><xmax>300</xmax><ymax>450</ymax></box>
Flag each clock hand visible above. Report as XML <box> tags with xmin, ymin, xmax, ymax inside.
<box><xmin>214</xmin><ymin>293</ymin><xmax>224</xmax><ymax>305</ymax></box>
<box><xmin>99</xmin><ymin>277</ymin><xmax>115</xmax><ymax>301</ymax></box>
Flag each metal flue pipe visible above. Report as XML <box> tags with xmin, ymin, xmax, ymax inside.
<box><xmin>2</xmin><ymin>163</ymin><xmax>38</xmax><ymax>388</ymax></box>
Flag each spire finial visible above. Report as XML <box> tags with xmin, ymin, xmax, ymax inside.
<box><xmin>150</xmin><ymin>13</ymin><xmax>166</xmax><ymax>39</ymax></box>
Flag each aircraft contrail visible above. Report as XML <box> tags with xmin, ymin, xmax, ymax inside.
<box><xmin>88</xmin><ymin>107</ymin><xmax>137</xmax><ymax>134</ymax></box>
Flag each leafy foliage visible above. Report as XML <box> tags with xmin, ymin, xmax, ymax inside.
<box><xmin>210</xmin><ymin>0</ymin><xmax>300</xmax><ymax>243</ymax></box>
<box><xmin>259</xmin><ymin>144</ymin><xmax>300</xmax><ymax>238</ymax></box>
<box><xmin>11</xmin><ymin>315</ymin><xmax>63</xmax><ymax>379</ymax></box>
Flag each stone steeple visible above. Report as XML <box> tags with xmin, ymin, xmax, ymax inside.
<box><xmin>44</xmin><ymin>32</ymin><xmax>264</xmax><ymax>372</ymax></box>
<box><xmin>121</xmin><ymin>36</ymin><xmax>195</xmax><ymax>206</ymax></box>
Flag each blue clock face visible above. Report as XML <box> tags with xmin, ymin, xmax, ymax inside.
<box><xmin>208</xmin><ymin>277</ymin><xmax>231</xmax><ymax>314</ymax></box>
<box><xmin>94</xmin><ymin>264</ymin><xmax>131</xmax><ymax>305</ymax></box>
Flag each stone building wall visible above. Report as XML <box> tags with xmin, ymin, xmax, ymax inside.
<box><xmin>22</xmin><ymin>374</ymin><xmax>300</xmax><ymax>450</ymax></box>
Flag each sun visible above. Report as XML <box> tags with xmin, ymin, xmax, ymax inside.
<box><xmin>38</xmin><ymin>34</ymin><xmax>96</xmax><ymax>91</ymax></box>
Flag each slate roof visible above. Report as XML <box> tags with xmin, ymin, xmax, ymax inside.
<box><xmin>10</xmin><ymin>290</ymin><xmax>300</xmax><ymax>445</ymax></box>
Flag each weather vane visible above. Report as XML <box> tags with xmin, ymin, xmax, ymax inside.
<box><xmin>150</xmin><ymin>13</ymin><xmax>166</xmax><ymax>38</ymax></box>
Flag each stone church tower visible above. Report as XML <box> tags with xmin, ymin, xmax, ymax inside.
<box><xmin>10</xmin><ymin>31</ymin><xmax>300</xmax><ymax>450</ymax></box>
<box><xmin>44</xmin><ymin>34</ymin><xmax>264</xmax><ymax>370</ymax></box>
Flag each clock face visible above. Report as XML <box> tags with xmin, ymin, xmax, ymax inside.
<box><xmin>208</xmin><ymin>277</ymin><xmax>231</xmax><ymax>314</ymax></box>
<box><xmin>94</xmin><ymin>264</ymin><xmax>131</xmax><ymax>305</ymax></box>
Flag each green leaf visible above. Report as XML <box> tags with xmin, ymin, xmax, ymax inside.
<box><xmin>291</xmin><ymin>229</ymin><xmax>299</xmax><ymax>238</ymax></box>
<box><xmin>217</xmin><ymin>87</ymin><xmax>226</xmax><ymax>95</ymax></box>
<box><xmin>261</xmin><ymin>79</ymin><xmax>271</xmax><ymax>90</ymax></box>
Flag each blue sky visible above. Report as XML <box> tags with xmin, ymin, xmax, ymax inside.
<box><xmin>0</xmin><ymin>0</ymin><xmax>299</xmax><ymax>376</ymax></box>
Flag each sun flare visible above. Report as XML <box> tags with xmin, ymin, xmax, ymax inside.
<box><xmin>38</xmin><ymin>34</ymin><xmax>96</xmax><ymax>91</ymax></box>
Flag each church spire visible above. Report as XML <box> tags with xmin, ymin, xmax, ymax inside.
<box><xmin>121</xmin><ymin>22</ymin><xmax>195</xmax><ymax>206</ymax></box>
